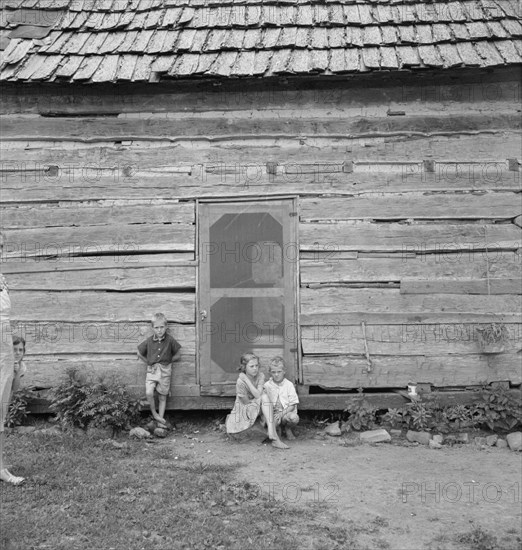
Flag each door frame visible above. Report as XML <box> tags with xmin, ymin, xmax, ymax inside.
<box><xmin>195</xmin><ymin>196</ymin><xmax>301</xmax><ymax>389</ymax></box>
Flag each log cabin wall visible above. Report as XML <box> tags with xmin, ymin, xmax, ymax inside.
<box><xmin>1</xmin><ymin>66</ymin><xmax>521</xmax><ymax>407</ymax></box>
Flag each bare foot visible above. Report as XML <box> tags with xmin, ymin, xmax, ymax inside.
<box><xmin>285</xmin><ymin>427</ymin><xmax>296</xmax><ymax>440</ymax></box>
<box><xmin>0</xmin><ymin>468</ymin><xmax>25</xmax><ymax>485</ymax></box>
<box><xmin>153</xmin><ymin>414</ymin><xmax>167</xmax><ymax>426</ymax></box>
<box><xmin>271</xmin><ymin>440</ymin><xmax>289</xmax><ymax>450</ymax></box>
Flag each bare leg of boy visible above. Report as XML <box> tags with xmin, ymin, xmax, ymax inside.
<box><xmin>282</xmin><ymin>410</ymin><xmax>299</xmax><ymax>440</ymax></box>
<box><xmin>157</xmin><ymin>394</ymin><xmax>167</xmax><ymax>425</ymax></box>
<box><xmin>261</xmin><ymin>394</ymin><xmax>288</xmax><ymax>450</ymax></box>
<box><xmin>146</xmin><ymin>386</ymin><xmax>164</xmax><ymax>424</ymax></box>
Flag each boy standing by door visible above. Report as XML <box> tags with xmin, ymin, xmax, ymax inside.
<box><xmin>137</xmin><ymin>313</ymin><xmax>181</xmax><ymax>426</ymax></box>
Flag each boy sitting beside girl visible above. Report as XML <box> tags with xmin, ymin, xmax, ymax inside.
<box><xmin>226</xmin><ymin>354</ymin><xmax>299</xmax><ymax>450</ymax></box>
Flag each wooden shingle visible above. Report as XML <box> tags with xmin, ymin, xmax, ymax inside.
<box><xmin>296</xmin><ymin>5</ymin><xmax>314</xmax><ymax>26</ymax></box>
<box><xmin>450</xmin><ymin>23</ymin><xmax>470</xmax><ymax>40</ymax></box>
<box><xmin>90</xmin><ymin>54</ymin><xmax>119</xmax><ymax>82</ymax></box>
<box><xmin>342</xmin><ymin>5</ymin><xmax>360</xmax><ymax>25</ymax></box>
<box><xmin>344</xmin><ymin>48</ymin><xmax>359</xmax><ymax>71</ymax></box>
<box><xmin>398</xmin><ymin>26</ymin><xmax>416</xmax><ymax>44</ymax></box>
<box><xmin>418</xmin><ymin>45</ymin><xmax>444</xmax><ymax>66</ymax></box>
<box><xmin>210</xmin><ymin>51</ymin><xmax>238</xmax><ymax>76</ymax></box>
<box><xmin>432</xmin><ymin>23</ymin><xmax>452</xmax><ymax>42</ymax></box>
<box><xmin>289</xmin><ymin>49</ymin><xmax>310</xmax><ymax>74</ymax></box>
<box><xmin>176</xmin><ymin>28</ymin><xmax>196</xmax><ymax>51</ymax></box>
<box><xmin>1</xmin><ymin>38</ymin><xmax>33</xmax><ymax>65</ymax></box>
<box><xmin>171</xmin><ymin>53</ymin><xmax>198</xmax><ymax>76</ymax></box>
<box><xmin>363</xmin><ymin>26</ymin><xmax>381</xmax><ymax>46</ymax></box>
<box><xmin>252</xmin><ymin>50</ymin><xmax>271</xmax><ymax>75</ymax></box>
<box><xmin>494</xmin><ymin>39</ymin><xmax>520</xmax><ymax>63</ymax></box>
<box><xmin>54</xmin><ymin>54</ymin><xmax>83</xmax><ymax>78</ymax></box>
<box><xmin>242</xmin><ymin>29</ymin><xmax>262</xmax><ymax>49</ymax></box>
<box><xmin>437</xmin><ymin>43</ymin><xmax>463</xmax><ymax>67</ymax></box>
<box><xmin>205</xmin><ymin>29</ymin><xmax>226</xmax><ymax>52</ymax></box>
<box><xmin>132</xmin><ymin>54</ymin><xmax>153</xmax><ymax>81</ymax></box>
<box><xmin>416</xmin><ymin>25</ymin><xmax>434</xmax><ymax>44</ymax></box>
<box><xmin>146</xmin><ymin>30</ymin><xmax>168</xmax><ymax>53</ymax></box>
<box><xmin>380</xmin><ymin>47</ymin><xmax>399</xmax><ymax>69</ymax></box>
<box><xmin>311</xmin><ymin>49</ymin><xmax>329</xmax><ymax>71</ymax></box>
<box><xmin>270</xmin><ymin>48</ymin><xmax>292</xmax><ymax>74</ymax></box>
<box><xmin>150</xmin><ymin>54</ymin><xmax>177</xmax><ymax>73</ymax></box>
<box><xmin>132</xmin><ymin>29</ymin><xmax>154</xmax><ymax>52</ymax></box>
<box><xmin>474</xmin><ymin>41</ymin><xmax>505</xmax><ymax>65</ymax></box>
<box><xmin>455</xmin><ymin>42</ymin><xmax>482</xmax><ymax>65</ymax></box>
<box><xmin>162</xmin><ymin>7</ymin><xmax>182</xmax><ymax>27</ymax></box>
<box><xmin>263</xmin><ymin>28</ymin><xmax>281</xmax><ymax>49</ymax></box>
<box><xmin>71</xmin><ymin>55</ymin><xmax>102</xmax><ymax>80</ymax></box>
<box><xmin>362</xmin><ymin>47</ymin><xmax>380</xmax><ymax>69</ymax></box>
<box><xmin>381</xmin><ymin>26</ymin><xmax>398</xmax><ymax>45</ymax></box>
<box><xmin>98</xmin><ymin>31</ymin><xmax>127</xmax><ymax>54</ymax></box>
<box><xmin>311</xmin><ymin>27</ymin><xmax>328</xmax><ymax>49</ymax></box>
<box><xmin>487</xmin><ymin>21</ymin><xmax>509</xmax><ymax>38</ymax></box>
<box><xmin>278</xmin><ymin>26</ymin><xmax>297</xmax><ymax>48</ymax></box>
<box><xmin>466</xmin><ymin>21</ymin><xmax>490</xmax><ymax>39</ymax></box>
<box><xmin>191</xmin><ymin>29</ymin><xmax>209</xmax><ymax>51</ymax></box>
<box><xmin>357</xmin><ymin>5</ymin><xmax>374</xmax><ymax>25</ymax></box>
<box><xmin>231</xmin><ymin>50</ymin><xmax>256</xmax><ymax>76</ymax></box>
<box><xmin>396</xmin><ymin>45</ymin><xmax>422</xmax><ymax>67</ymax></box>
<box><xmin>196</xmin><ymin>52</ymin><xmax>218</xmax><ymax>74</ymax></box>
<box><xmin>328</xmin><ymin>27</ymin><xmax>346</xmax><ymax>48</ymax></box>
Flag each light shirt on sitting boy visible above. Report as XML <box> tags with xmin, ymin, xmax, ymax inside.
<box><xmin>264</xmin><ymin>377</ymin><xmax>299</xmax><ymax>411</ymax></box>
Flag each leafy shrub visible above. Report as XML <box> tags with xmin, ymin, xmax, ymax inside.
<box><xmin>6</xmin><ymin>387</ymin><xmax>36</xmax><ymax>428</ymax></box>
<box><xmin>50</xmin><ymin>368</ymin><xmax>141</xmax><ymax>436</ymax></box>
<box><xmin>343</xmin><ymin>390</ymin><xmax>378</xmax><ymax>431</ymax></box>
<box><xmin>470</xmin><ymin>385</ymin><xmax>522</xmax><ymax>431</ymax></box>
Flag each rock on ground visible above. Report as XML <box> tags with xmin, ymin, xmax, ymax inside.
<box><xmin>486</xmin><ymin>435</ymin><xmax>498</xmax><ymax>446</ymax></box>
<box><xmin>360</xmin><ymin>429</ymin><xmax>391</xmax><ymax>443</ymax></box>
<box><xmin>130</xmin><ymin>427</ymin><xmax>151</xmax><ymax>439</ymax></box>
<box><xmin>154</xmin><ymin>428</ymin><xmax>168</xmax><ymax>438</ymax></box>
<box><xmin>496</xmin><ymin>439</ymin><xmax>508</xmax><ymax>449</ymax></box>
<box><xmin>325</xmin><ymin>421</ymin><xmax>342</xmax><ymax>437</ymax></box>
<box><xmin>406</xmin><ymin>431</ymin><xmax>431</xmax><ymax>445</ymax></box>
<box><xmin>506</xmin><ymin>432</ymin><xmax>522</xmax><ymax>451</ymax></box>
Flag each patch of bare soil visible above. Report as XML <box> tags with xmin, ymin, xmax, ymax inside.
<box><xmin>164</xmin><ymin>422</ymin><xmax>522</xmax><ymax>550</ymax></box>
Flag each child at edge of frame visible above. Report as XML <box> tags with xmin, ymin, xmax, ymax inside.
<box><xmin>12</xmin><ymin>335</ymin><xmax>27</xmax><ymax>394</ymax></box>
<box><xmin>137</xmin><ymin>313</ymin><xmax>181</xmax><ymax>427</ymax></box>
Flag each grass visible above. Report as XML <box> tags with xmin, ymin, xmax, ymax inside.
<box><xmin>0</xmin><ymin>431</ymin><xmax>354</xmax><ymax>550</ymax></box>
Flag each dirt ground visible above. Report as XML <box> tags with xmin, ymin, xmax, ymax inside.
<box><xmin>163</xmin><ymin>419</ymin><xmax>522</xmax><ymax>550</ymax></box>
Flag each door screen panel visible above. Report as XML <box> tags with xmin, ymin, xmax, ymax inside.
<box><xmin>199</xmin><ymin>201</ymin><xmax>297</xmax><ymax>386</ymax></box>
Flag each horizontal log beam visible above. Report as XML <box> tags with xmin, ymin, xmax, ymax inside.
<box><xmin>302</xmin><ymin>354</ymin><xmax>522</xmax><ymax>388</ymax></box>
<box><xmin>10</xmin><ymin>291</ymin><xmax>195</xmax><ymax>323</ymax></box>
<box><xmin>300</xmin><ymin>222</ymin><xmax>521</xmax><ymax>254</ymax></box>
<box><xmin>2</xmin><ymin>114</ymin><xmax>520</xmax><ymax>142</ymax></box>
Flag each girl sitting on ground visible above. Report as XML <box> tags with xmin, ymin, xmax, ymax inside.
<box><xmin>225</xmin><ymin>352</ymin><xmax>288</xmax><ymax>449</ymax></box>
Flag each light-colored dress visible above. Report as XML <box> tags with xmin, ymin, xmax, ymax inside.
<box><xmin>0</xmin><ymin>274</ymin><xmax>15</xmax><ymax>431</ymax></box>
<box><xmin>225</xmin><ymin>372</ymin><xmax>265</xmax><ymax>434</ymax></box>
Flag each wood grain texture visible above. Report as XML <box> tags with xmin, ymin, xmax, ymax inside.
<box><xmin>300</xmin><ymin>254</ymin><xmax>522</xmax><ymax>284</ymax></box>
<box><xmin>9</xmin><ymin>265</ymin><xmax>196</xmax><ymax>290</ymax></box>
<box><xmin>3</xmin><ymin>224</ymin><xmax>195</xmax><ymax>259</ymax></box>
<box><xmin>9</xmin><ymin>322</ymin><xmax>195</xmax><ymax>355</ymax></box>
<box><xmin>302</xmin><ymin>353</ymin><xmax>522</xmax><ymax>388</ymax></box>
<box><xmin>9</xmin><ymin>291</ymin><xmax>195</xmax><ymax>323</ymax></box>
<box><xmin>300</xmin><ymin>193</ymin><xmax>522</xmax><ymax>221</ymax></box>
<box><xmin>22</xmin><ymin>355</ymin><xmax>197</xmax><ymax>391</ymax></box>
<box><xmin>301</xmin><ymin>287</ymin><xmax>522</xmax><ymax>316</ymax></box>
<box><xmin>1</xmin><ymin>202</ymin><xmax>195</xmax><ymax>229</ymax></box>
<box><xmin>1</xmin><ymin>114</ymin><xmax>520</xmax><ymax>141</ymax></box>
<box><xmin>301</xmin><ymin>323</ymin><xmax>522</xmax><ymax>355</ymax></box>
<box><xmin>400</xmin><ymin>278</ymin><xmax>522</xmax><ymax>295</ymax></box>
<box><xmin>1</xmin><ymin>254</ymin><xmax>196</xmax><ymax>273</ymax></box>
<box><xmin>300</xmin><ymin>222</ymin><xmax>521</xmax><ymax>253</ymax></box>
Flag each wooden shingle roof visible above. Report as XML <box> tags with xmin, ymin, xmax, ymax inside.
<box><xmin>1</xmin><ymin>0</ymin><xmax>521</xmax><ymax>82</ymax></box>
